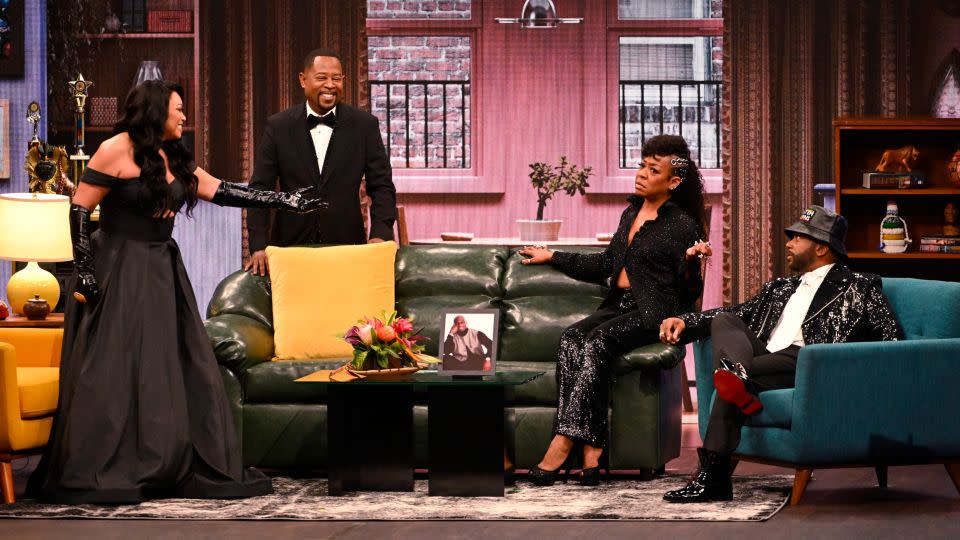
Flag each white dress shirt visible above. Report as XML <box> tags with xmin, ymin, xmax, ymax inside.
<box><xmin>765</xmin><ymin>263</ymin><xmax>835</xmax><ymax>352</ymax></box>
<box><xmin>306</xmin><ymin>103</ymin><xmax>336</xmax><ymax>176</ymax></box>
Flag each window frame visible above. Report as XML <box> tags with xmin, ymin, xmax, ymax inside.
<box><xmin>594</xmin><ymin>2</ymin><xmax>723</xmax><ymax>194</ymax></box>
<box><xmin>367</xmin><ymin>5</ymin><xmax>488</xmax><ymax>193</ymax></box>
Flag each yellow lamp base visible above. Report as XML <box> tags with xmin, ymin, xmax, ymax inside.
<box><xmin>7</xmin><ymin>261</ymin><xmax>61</xmax><ymax>315</ymax></box>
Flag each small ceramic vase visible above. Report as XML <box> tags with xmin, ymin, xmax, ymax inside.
<box><xmin>23</xmin><ymin>295</ymin><xmax>51</xmax><ymax>321</ymax></box>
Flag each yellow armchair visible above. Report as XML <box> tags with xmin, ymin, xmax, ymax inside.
<box><xmin>0</xmin><ymin>327</ymin><xmax>62</xmax><ymax>503</ymax></box>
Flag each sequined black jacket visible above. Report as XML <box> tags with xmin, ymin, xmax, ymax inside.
<box><xmin>677</xmin><ymin>264</ymin><xmax>903</xmax><ymax>345</ymax></box>
<box><xmin>551</xmin><ymin>198</ymin><xmax>703</xmax><ymax>329</ymax></box>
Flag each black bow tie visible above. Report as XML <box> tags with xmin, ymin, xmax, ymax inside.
<box><xmin>307</xmin><ymin>112</ymin><xmax>336</xmax><ymax>129</ymax></box>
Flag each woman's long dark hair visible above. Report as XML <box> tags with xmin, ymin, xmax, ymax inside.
<box><xmin>640</xmin><ymin>134</ymin><xmax>707</xmax><ymax>239</ymax></box>
<box><xmin>114</xmin><ymin>80</ymin><xmax>199</xmax><ymax>216</ymax></box>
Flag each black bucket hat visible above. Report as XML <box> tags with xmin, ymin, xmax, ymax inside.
<box><xmin>784</xmin><ymin>205</ymin><xmax>848</xmax><ymax>258</ymax></box>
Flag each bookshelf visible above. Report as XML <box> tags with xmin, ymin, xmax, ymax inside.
<box><xmin>834</xmin><ymin>117</ymin><xmax>960</xmax><ymax>280</ymax></box>
<box><xmin>48</xmin><ymin>1</ymin><xmax>202</xmax><ymax>165</ymax></box>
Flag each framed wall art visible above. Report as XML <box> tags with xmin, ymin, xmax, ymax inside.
<box><xmin>0</xmin><ymin>1</ymin><xmax>25</xmax><ymax>78</ymax></box>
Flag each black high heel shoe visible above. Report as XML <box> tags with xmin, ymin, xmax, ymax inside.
<box><xmin>529</xmin><ymin>465</ymin><xmax>560</xmax><ymax>486</ymax></box>
<box><xmin>579</xmin><ymin>466</ymin><xmax>601</xmax><ymax>486</ymax></box>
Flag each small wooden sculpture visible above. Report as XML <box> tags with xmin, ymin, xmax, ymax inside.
<box><xmin>875</xmin><ymin>145</ymin><xmax>920</xmax><ymax>172</ymax></box>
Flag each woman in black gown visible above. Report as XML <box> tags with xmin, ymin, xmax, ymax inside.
<box><xmin>28</xmin><ymin>80</ymin><xmax>325</xmax><ymax>504</ymax></box>
<box><xmin>518</xmin><ymin>135</ymin><xmax>710</xmax><ymax>486</ymax></box>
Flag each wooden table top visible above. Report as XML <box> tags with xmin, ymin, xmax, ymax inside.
<box><xmin>0</xmin><ymin>313</ymin><xmax>65</xmax><ymax>328</ymax></box>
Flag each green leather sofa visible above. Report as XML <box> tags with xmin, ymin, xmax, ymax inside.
<box><xmin>204</xmin><ymin>245</ymin><xmax>685</xmax><ymax>472</ymax></box>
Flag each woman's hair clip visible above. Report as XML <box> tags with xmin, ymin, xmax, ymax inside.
<box><xmin>670</xmin><ymin>157</ymin><xmax>690</xmax><ymax>167</ymax></box>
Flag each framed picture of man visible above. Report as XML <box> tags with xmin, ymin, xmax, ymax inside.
<box><xmin>438</xmin><ymin>308</ymin><xmax>499</xmax><ymax>375</ymax></box>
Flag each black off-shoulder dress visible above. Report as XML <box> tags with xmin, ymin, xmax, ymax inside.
<box><xmin>29</xmin><ymin>168</ymin><xmax>272</xmax><ymax>504</ymax></box>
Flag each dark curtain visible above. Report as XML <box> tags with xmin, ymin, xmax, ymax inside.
<box><xmin>721</xmin><ymin>0</ymin><xmax>912</xmax><ymax>303</ymax></box>
<box><xmin>200</xmin><ymin>0</ymin><xmax>368</xmax><ymax>260</ymax></box>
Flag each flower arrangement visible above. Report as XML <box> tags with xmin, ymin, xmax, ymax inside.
<box><xmin>343</xmin><ymin>311</ymin><xmax>437</xmax><ymax>371</ymax></box>
<box><xmin>528</xmin><ymin>156</ymin><xmax>593</xmax><ymax>220</ymax></box>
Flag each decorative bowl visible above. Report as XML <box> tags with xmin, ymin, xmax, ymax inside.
<box><xmin>351</xmin><ymin>366</ymin><xmax>422</xmax><ymax>379</ymax></box>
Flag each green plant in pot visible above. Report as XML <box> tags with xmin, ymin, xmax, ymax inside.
<box><xmin>518</xmin><ymin>156</ymin><xmax>593</xmax><ymax>242</ymax></box>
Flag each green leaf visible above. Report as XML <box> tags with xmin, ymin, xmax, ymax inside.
<box><xmin>352</xmin><ymin>350</ymin><xmax>368</xmax><ymax>370</ymax></box>
<box><xmin>376</xmin><ymin>354</ymin><xmax>390</xmax><ymax>368</ymax></box>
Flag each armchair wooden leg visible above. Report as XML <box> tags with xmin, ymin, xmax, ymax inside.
<box><xmin>945</xmin><ymin>463</ymin><xmax>960</xmax><ymax>496</ymax></box>
<box><xmin>1</xmin><ymin>461</ymin><xmax>14</xmax><ymax>504</ymax></box>
<box><xmin>790</xmin><ymin>468</ymin><xmax>813</xmax><ymax>506</ymax></box>
<box><xmin>875</xmin><ymin>465</ymin><xmax>888</xmax><ymax>488</ymax></box>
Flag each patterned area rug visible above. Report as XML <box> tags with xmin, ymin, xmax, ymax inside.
<box><xmin>0</xmin><ymin>475</ymin><xmax>792</xmax><ymax>521</ymax></box>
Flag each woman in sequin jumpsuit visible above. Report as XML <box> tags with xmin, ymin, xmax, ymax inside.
<box><xmin>519</xmin><ymin>135</ymin><xmax>710</xmax><ymax>486</ymax></box>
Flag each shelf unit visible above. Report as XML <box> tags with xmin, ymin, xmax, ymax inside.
<box><xmin>49</xmin><ymin>1</ymin><xmax>202</xmax><ymax>165</ymax></box>
<box><xmin>834</xmin><ymin>117</ymin><xmax>960</xmax><ymax>280</ymax></box>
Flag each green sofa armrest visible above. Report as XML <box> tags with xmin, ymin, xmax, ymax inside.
<box><xmin>205</xmin><ymin>314</ymin><xmax>275</xmax><ymax>373</ymax></box>
<box><xmin>613</xmin><ymin>343</ymin><xmax>685</xmax><ymax>375</ymax></box>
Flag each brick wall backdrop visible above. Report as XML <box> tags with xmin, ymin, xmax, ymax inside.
<box><xmin>368</xmin><ymin>36</ymin><xmax>471</xmax><ymax>168</ymax></box>
<box><xmin>367</xmin><ymin>0</ymin><xmax>471</xmax><ymax>19</ymax></box>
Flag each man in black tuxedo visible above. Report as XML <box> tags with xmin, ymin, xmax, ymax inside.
<box><xmin>245</xmin><ymin>49</ymin><xmax>397</xmax><ymax>275</ymax></box>
<box><xmin>657</xmin><ymin>205</ymin><xmax>904</xmax><ymax>503</ymax></box>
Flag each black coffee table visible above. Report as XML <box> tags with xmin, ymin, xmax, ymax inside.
<box><xmin>297</xmin><ymin>370</ymin><xmax>543</xmax><ymax>496</ymax></box>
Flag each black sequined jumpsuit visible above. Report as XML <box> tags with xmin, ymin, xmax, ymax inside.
<box><xmin>548</xmin><ymin>197</ymin><xmax>703</xmax><ymax>447</ymax></box>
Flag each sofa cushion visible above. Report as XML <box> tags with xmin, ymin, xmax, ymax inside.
<box><xmin>501</xmin><ymin>248</ymin><xmax>607</xmax><ymax>299</ymax></box>
<box><xmin>882</xmin><ymin>277</ymin><xmax>960</xmax><ymax>339</ymax></box>
<box><xmin>499</xmin><ymin>296</ymin><xmax>604</xmax><ymax>363</ymax></box>
<box><xmin>267</xmin><ymin>242</ymin><xmax>397</xmax><ymax>360</ymax></box>
<box><xmin>396</xmin><ymin>245</ymin><xmax>506</xmax><ymax>298</ymax></box>
<box><xmin>17</xmin><ymin>366</ymin><xmax>59</xmax><ymax>419</ymax></box>
<box><xmin>244</xmin><ymin>359</ymin><xmax>348</xmax><ymax>403</ymax></box>
<box><xmin>499</xmin><ymin>361</ymin><xmax>556</xmax><ymax>404</ymax></box>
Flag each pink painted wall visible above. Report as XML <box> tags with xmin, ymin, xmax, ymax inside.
<box><xmin>378</xmin><ymin>1</ymin><xmax>724</xmax><ymax>310</ymax></box>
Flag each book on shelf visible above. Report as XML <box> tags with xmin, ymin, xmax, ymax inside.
<box><xmin>920</xmin><ymin>235</ymin><xmax>960</xmax><ymax>245</ymax></box>
<box><xmin>861</xmin><ymin>171</ymin><xmax>926</xmax><ymax>189</ymax></box>
<box><xmin>919</xmin><ymin>244</ymin><xmax>960</xmax><ymax>253</ymax></box>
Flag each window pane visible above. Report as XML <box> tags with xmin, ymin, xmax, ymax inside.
<box><xmin>368</xmin><ymin>36</ymin><xmax>471</xmax><ymax>169</ymax></box>
<box><xmin>618</xmin><ymin>0</ymin><xmax>722</xmax><ymax>19</ymax></box>
<box><xmin>367</xmin><ymin>0</ymin><xmax>471</xmax><ymax>19</ymax></box>
<box><xmin>618</xmin><ymin>36</ymin><xmax>723</xmax><ymax>169</ymax></box>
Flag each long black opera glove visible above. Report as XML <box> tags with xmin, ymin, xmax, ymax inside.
<box><xmin>210</xmin><ymin>181</ymin><xmax>328</xmax><ymax>214</ymax></box>
<box><xmin>69</xmin><ymin>203</ymin><xmax>100</xmax><ymax>305</ymax></box>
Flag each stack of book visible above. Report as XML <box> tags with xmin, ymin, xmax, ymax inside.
<box><xmin>862</xmin><ymin>171</ymin><xmax>926</xmax><ymax>189</ymax></box>
<box><xmin>919</xmin><ymin>236</ymin><xmax>960</xmax><ymax>253</ymax></box>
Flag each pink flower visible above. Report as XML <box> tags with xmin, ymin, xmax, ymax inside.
<box><xmin>356</xmin><ymin>324</ymin><xmax>373</xmax><ymax>345</ymax></box>
<box><xmin>392</xmin><ymin>318</ymin><xmax>414</xmax><ymax>335</ymax></box>
<box><xmin>376</xmin><ymin>324</ymin><xmax>397</xmax><ymax>343</ymax></box>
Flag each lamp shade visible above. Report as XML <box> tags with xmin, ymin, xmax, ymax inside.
<box><xmin>0</xmin><ymin>193</ymin><xmax>73</xmax><ymax>262</ymax></box>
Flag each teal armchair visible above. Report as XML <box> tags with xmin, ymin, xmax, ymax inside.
<box><xmin>693</xmin><ymin>277</ymin><xmax>960</xmax><ymax>505</ymax></box>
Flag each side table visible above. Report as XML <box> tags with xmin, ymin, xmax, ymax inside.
<box><xmin>0</xmin><ymin>313</ymin><xmax>65</xmax><ymax>328</ymax></box>
<box><xmin>296</xmin><ymin>370</ymin><xmax>544</xmax><ymax>496</ymax></box>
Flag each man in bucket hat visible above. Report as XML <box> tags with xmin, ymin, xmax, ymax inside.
<box><xmin>657</xmin><ymin>205</ymin><xmax>903</xmax><ymax>503</ymax></box>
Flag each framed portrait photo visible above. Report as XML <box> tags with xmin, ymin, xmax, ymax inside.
<box><xmin>438</xmin><ymin>308</ymin><xmax>499</xmax><ymax>376</ymax></box>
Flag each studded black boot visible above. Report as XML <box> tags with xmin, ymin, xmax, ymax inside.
<box><xmin>662</xmin><ymin>448</ymin><xmax>734</xmax><ymax>503</ymax></box>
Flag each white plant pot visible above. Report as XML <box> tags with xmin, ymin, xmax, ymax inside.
<box><xmin>517</xmin><ymin>219</ymin><xmax>563</xmax><ymax>242</ymax></box>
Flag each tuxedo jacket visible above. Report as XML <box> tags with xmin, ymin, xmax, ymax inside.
<box><xmin>247</xmin><ymin>102</ymin><xmax>396</xmax><ymax>251</ymax></box>
<box><xmin>678</xmin><ymin>263</ymin><xmax>903</xmax><ymax>346</ymax></box>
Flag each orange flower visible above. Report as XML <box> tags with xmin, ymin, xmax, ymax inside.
<box><xmin>375</xmin><ymin>324</ymin><xmax>396</xmax><ymax>343</ymax></box>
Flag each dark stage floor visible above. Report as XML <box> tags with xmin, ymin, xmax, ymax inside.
<box><xmin>4</xmin><ymin>412</ymin><xmax>959</xmax><ymax>539</ymax></box>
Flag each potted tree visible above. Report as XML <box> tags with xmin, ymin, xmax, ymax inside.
<box><xmin>517</xmin><ymin>156</ymin><xmax>593</xmax><ymax>242</ymax></box>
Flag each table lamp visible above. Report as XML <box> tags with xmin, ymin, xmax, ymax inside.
<box><xmin>0</xmin><ymin>193</ymin><xmax>73</xmax><ymax>315</ymax></box>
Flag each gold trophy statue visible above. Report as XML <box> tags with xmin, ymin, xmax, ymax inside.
<box><xmin>67</xmin><ymin>74</ymin><xmax>94</xmax><ymax>187</ymax></box>
<box><xmin>24</xmin><ymin>101</ymin><xmax>73</xmax><ymax>195</ymax></box>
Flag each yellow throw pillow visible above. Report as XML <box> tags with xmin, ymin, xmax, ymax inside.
<box><xmin>267</xmin><ymin>241</ymin><xmax>397</xmax><ymax>360</ymax></box>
